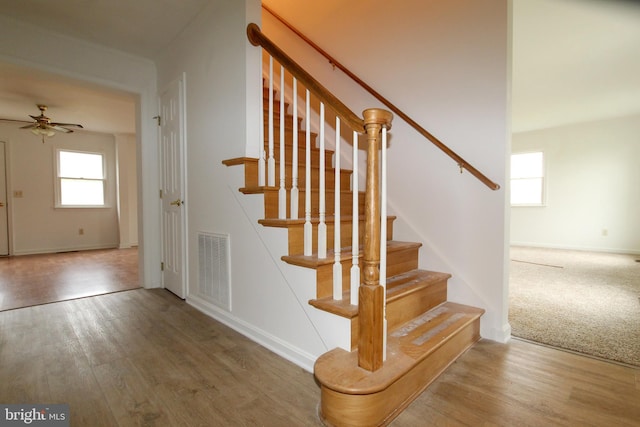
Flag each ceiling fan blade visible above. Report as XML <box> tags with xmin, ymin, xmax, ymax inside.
<box><xmin>20</xmin><ymin>123</ymin><xmax>38</xmax><ymax>130</ymax></box>
<box><xmin>51</xmin><ymin>122</ymin><xmax>84</xmax><ymax>129</ymax></box>
<box><xmin>0</xmin><ymin>118</ymin><xmax>34</xmax><ymax>125</ymax></box>
<box><xmin>49</xmin><ymin>125</ymin><xmax>74</xmax><ymax>133</ymax></box>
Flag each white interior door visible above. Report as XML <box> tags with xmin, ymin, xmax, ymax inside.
<box><xmin>160</xmin><ymin>76</ymin><xmax>187</xmax><ymax>298</ymax></box>
<box><xmin>0</xmin><ymin>142</ymin><xmax>8</xmax><ymax>255</ymax></box>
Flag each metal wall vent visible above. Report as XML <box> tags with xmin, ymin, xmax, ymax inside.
<box><xmin>198</xmin><ymin>232</ymin><xmax>231</xmax><ymax>310</ymax></box>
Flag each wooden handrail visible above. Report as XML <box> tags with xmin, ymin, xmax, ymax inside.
<box><xmin>247</xmin><ymin>23</ymin><xmax>365</xmax><ymax>133</ymax></box>
<box><xmin>262</xmin><ymin>4</ymin><xmax>500</xmax><ymax>191</ymax></box>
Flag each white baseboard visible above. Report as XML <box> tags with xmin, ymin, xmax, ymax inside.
<box><xmin>187</xmin><ymin>294</ymin><xmax>317</xmax><ymax>373</ymax></box>
<box><xmin>510</xmin><ymin>241</ymin><xmax>640</xmax><ymax>256</ymax></box>
<box><xmin>491</xmin><ymin>322</ymin><xmax>512</xmax><ymax>343</ymax></box>
<box><xmin>11</xmin><ymin>244</ymin><xmax>119</xmax><ymax>256</ymax></box>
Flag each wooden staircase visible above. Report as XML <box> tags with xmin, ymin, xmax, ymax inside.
<box><xmin>224</xmin><ymin>83</ymin><xmax>484</xmax><ymax>426</ymax></box>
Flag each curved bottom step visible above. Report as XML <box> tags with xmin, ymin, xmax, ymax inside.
<box><xmin>315</xmin><ymin>302</ymin><xmax>484</xmax><ymax>427</ymax></box>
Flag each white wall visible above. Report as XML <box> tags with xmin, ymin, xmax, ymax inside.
<box><xmin>116</xmin><ymin>134</ymin><xmax>138</xmax><ymax>248</ymax></box>
<box><xmin>0</xmin><ymin>15</ymin><xmax>159</xmax><ymax>285</ymax></box>
<box><xmin>511</xmin><ymin>114</ymin><xmax>640</xmax><ymax>254</ymax></box>
<box><xmin>0</xmin><ymin>124</ymin><xmax>119</xmax><ymax>254</ymax></box>
<box><xmin>0</xmin><ymin>126</ymin><xmax>139</xmax><ymax>255</ymax></box>
<box><xmin>155</xmin><ymin>0</ymin><xmax>335</xmax><ymax>371</ymax></box>
<box><xmin>263</xmin><ymin>0</ymin><xmax>511</xmax><ymax>342</ymax></box>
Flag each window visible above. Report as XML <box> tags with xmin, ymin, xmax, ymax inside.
<box><xmin>56</xmin><ymin>149</ymin><xmax>106</xmax><ymax>207</ymax></box>
<box><xmin>511</xmin><ymin>151</ymin><xmax>544</xmax><ymax>206</ymax></box>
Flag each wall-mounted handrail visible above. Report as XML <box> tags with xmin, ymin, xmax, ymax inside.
<box><xmin>262</xmin><ymin>4</ymin><xmax>500</xmax><ymax>191</ymax></box>
<box><xmin>247</xmin><ymin>23</ymin><xmax>365</xmax><ymax>133</ymax></box>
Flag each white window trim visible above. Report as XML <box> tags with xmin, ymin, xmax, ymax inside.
<box><xmin>54</xmin><ymin>148</ymin><xmax>109</xmax><ymax>209</ymax></box>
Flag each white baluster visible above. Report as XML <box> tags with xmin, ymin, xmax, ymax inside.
<box><xmin>278</xmin><ymin>65</ymin><xmax>286</xmax><ymax>219</ymax></box>
<box><xmin>290</xmin><ymin>78</ymin><xmax>299</xmax><ymax>219</ymax></box>
<box><xmin>381</xmin><ymin>125</ymin><xmax>388</xmax><ymax>361</ymax></box>
<box><xmin>258</xmin><ymin>58</ymin><xmax>265</xmax><ymax>187</ymax></box>
<box><xmin>350</xmin><ymin>130</ymin><xmax>359</xmax><ymax>306</ymax></box>
<box><xmin>267</xmin><ymin>56</ymin><xmax>275</xmax><ymax>187</ymax></box>
<box><xmin>303</xmin><ymin>89</ymin><xmax>312</xmax><ymax>256</ymax></box>
<box><xmin>317</xmin><ymin>103</ymin><xmax>327</xmax><ymax>259</ymax></box>
<box><xmin>333</xmin><ymin>116</ymin><xmax>342</xmax><ymax>300</ymax></box>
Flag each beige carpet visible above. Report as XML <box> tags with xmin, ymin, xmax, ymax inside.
<box><xmin>509</xmin><ymin>246</ymin><xmax>640</xmax><ymax>366</ymax></box>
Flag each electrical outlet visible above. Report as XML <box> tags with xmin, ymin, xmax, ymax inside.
<box><xmin>13</xmin><ymin>190</ymin><xmax>23</xmax><ymax>198</ymax></box>
<box><xmin>79</xmin><ymin>228</ymin><xmax>84</xmax><ymax>235</ymax></box>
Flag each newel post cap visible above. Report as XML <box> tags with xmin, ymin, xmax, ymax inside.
<box><xmin>363</xmin><ymin>108</ymin><xmax>393</xmax><ymax>130</ymax></box>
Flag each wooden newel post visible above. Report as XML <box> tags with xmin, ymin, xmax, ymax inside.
<box><xmin>358</xmin><ymin>108</ymin><xmax>393</xmax><ymax>372</ymax></box>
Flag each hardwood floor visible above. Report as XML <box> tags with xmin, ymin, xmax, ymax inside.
<box><xmin>0</xmin><ymin>248</ymin><xmax>140</xmax><ymax>311</ymax></box>
<box><xmin>0</xmin><ymin>289</ymin><xmax>638</xmax><ymax>426</ymax></box>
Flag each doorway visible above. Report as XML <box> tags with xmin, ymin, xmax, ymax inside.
<box><xmin>508</xmin><ymin>0</ymin><xmax>640</xmax><ymax>366</ymax></box>
<box><xmin>0</xmin><ymin>61</ymin><xmax>145</xmax><ymax>310</ymax></box>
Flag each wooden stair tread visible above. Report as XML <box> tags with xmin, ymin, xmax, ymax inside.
<box><xmin>386</xmin><ymin>270</ymin><xmax>451</xmax><ymax>302</ymax></box>
<box><xmin>221</xmin><ymin>157</ymin><xmax>251</xmax><ymax>167</ymax></box>
<box><xmin>238</xmin><ymin>186</ymin><xmax>268</xmax><ymax>195</ymax></box>
<box><xmin>314</xmin><ymin>302</ymin><xmax>484</xmax><ymax>395</ymax></box>
<box><xmin>223</xmin><ymin>156</ymin><xmax>354</xmax><ymax>175</ymax></box>
<box><xmin>261</xmin><ymin>139</ymin><xmax>325</xmax><ymax>151</ymax></box>
<box><xmin>263</xmin><ymin>125</ymin><xmax>317</xmax><ymax>135</ymax></box>
<box><xmin>259</xmin><ymin>215</ymin><xmax>397</xmax><ymax>228</ymax></box>
<box><xmin>240</xmin><ymin>186</ymin><xmax>364</xmax><ymax>196</ymax></box>
<box><xmin>309</xmin><ymin>291</ymin><xmax>356</xmax><ymax>318</ymax></box>
<box><xmin>309</xmin><ymin>269</ymin><xmax>450</xmax><ymax>319</ymax></box>
<box><xmin>282</xmin><ymin>240</ymin><xmax>422</xmax><ymax>268</ymax></box>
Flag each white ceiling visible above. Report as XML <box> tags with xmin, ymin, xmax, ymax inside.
<box><xmin>512</xmin><ymin>0</ymin><xmax>640</xmax><ymax>132</ymax></box>
<box><xmin>0</xmin><ymin>61</ymin><xmax>138</xmax><ymax>135</ymax></box>
<box><xmin>0</xmin><ymin>0</ymin><xmax>210</xmax><ymax>60</ymax></box>
<box><xmin>0</xmin><ymin>0</ymin><xmax>638</xmax><ymax>135</ymax></box>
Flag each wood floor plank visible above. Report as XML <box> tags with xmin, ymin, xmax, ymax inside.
<box><xmin>151</xmin><ymin>382</ymin><xmax>228</xmax><ymax>426</ymax></box>
<box><xmin>66</xmin><ymin>304</ymin><xmax>128</xmax><ymax>367</ymax></box>
<box><xmin>39</xmin><ymin>307</ymin><xmax>117</xmax><ymax>426</ymax></box>
<box><xmin>210</xmin><ymin>344</ymin><xmax>321</xmax><ymax>425</ymax></box>
<box><xmin>92</xmin><ymin>357</ymin><xmax>185</xmax><ymax>427</ymax></box>
<box><xmin>0</xmin><ymin>350</ymin><xmax>51</xmax><ymax>404</ymax></box>
<box><xmin>392</xmin><ymin>339</ymin><xmax>640</xmax><ymax>427</ymax></box>
<box><xmin>1</xmin><ymin>289</ymin><xmax>639</xmax><ymax>426</ymax></box>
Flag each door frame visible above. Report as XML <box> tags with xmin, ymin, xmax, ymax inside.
<box><xmin>158</xmin><ymin>73</ymin><xmax>188</xmax><ymax>298</ymax></box>
<box><xmin>0</xmin><ymin>141</ymin><xmax>10</xmax><ymax>256</ymax></box>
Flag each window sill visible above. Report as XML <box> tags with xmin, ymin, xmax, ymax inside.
<box><xmin>55</xmin><ymin>205</ymin><xmax>111</xmax><ymax>209</ymax></box>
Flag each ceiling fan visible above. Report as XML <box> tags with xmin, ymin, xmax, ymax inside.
<box><xmin>0</xmin><ymin>104</ymin><xmax>84</xmax><ymax>142</ymax></box>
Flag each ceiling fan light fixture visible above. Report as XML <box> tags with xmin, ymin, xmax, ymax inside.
<box><xmin>30</xmin><ymin>127</ymin><xmax>56</xmax><ymax>138</ymax></box>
